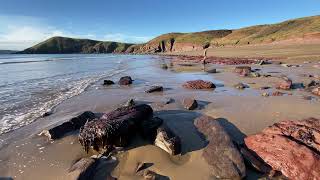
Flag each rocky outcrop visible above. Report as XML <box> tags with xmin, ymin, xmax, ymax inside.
<box><xmin>154</xmin><ymin>124</ymin><xmax>181</xmax><ymax>155</ymax></box>
<box><xmin>119</xmin><ymin>76</ymin><xmax>133</xmax><ymax>85</ymax></box>
<box><xmin>39</xmin><ymin>111</ymin><xmax>96</xmax><ymax>139</ymax></box>
<box><xmin>244</xmin><ymin>118</ymin><xmax>320</xmax><ymax>179</ymax></box>
<box><xmin>182</xmin><ymin>80</ymin><xmax>216</xmax><ymax>89</ymax></box>
<box><xmin>79</xmin><ymin>104</ymin><xmax>154</xmax><ymax>153</ymax></box>
<box><xmin>194</xmin><ymin>116</ymin><xmax>246</xmax><ymax>179</ymax></box>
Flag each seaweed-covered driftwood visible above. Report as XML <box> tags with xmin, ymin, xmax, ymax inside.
<box><xmin>79</xmin><ymin>104</ymin><xmax>154</xmax><ymax>153</ymax></box>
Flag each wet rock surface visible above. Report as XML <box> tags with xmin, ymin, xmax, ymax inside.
<box><xmin>245</xmin><ymin>118</ymin><xmax>320</xmax><ymax>179</ymax></box>
<box><xmin>182</xmin><ymin>80</ymin><xmax>216</xmax><ymax>89</ymax></box>
<box><xmin>118</xmin><ymin>76</ymin><xmax>133</xmax><ymax>85</ymax></box>
<box><xmin>103</xmin><ymin>80</ymin><xmax>115</xmax><ymax>85</ymax></box>
<box><xmin>154</xmin><ymin>124</ymin><xmax>181</xmax><ymax>156</ymax></box>
<box><xmin>145</xmin><ymin>86</ymin><xmax>164</xmax><ymax>93</ymax></box>
<box><xmin>182</xmin><ymin>98</ymin><xmax>198</xmax><ymax>110</ymax></box>
<box><xmin>194</xmin><ymin>116</ymin><xmax>246</xmax><ymax>179</ymax></box>
<box><xmin>39</xmin><ymin>111</ymin><xmax>96</xmax><ymax>139</ymax></box>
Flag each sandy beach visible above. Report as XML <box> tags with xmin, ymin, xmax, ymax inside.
<box><xmin>0</xmin><ymin>54</ymin><xmax>319</xmax><ymax>180</ymax></box>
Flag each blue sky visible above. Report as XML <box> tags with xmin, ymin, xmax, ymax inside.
<box><xmin>0</xmin><ymin>0</ymin><xmax>319</xmax><ymax>50</ymax></box>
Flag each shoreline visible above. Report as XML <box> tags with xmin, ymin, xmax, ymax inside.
<box><xmin>0</xmin><ymin>54</ymin><xmax>320</xmax><ymax>179</ymax></box>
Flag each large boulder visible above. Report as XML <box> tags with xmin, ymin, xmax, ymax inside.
<box><xmin>182</xmin><ymin>80</ymin><xmax>216</xmax><ymax>89</ymax></box>
<box><xmin>39</xmin><ymin>111</ymin><xmax>96</xmax><ymax>139</ymax></box>
<box><xmin>154</xmin><ymin>124</ymin><xmax>181</xmax><ymax>156</ymax></box>
<box><xmin>194</xmin><ymin>116</ymin><xmax>246</xmax><ymax>179</ymax></box>
<box><xmin>79</xmin><ymin>104</ymin><xmax>153</xmax><ymax>153</ymax></box>
<box><xmin>245</xmin><ymin>118</ymin><xmax>320</xmax><ymax>179</ymax></box>
<box><xmin>119</xmin><ymin>76</ymin><xmax>133</xmax><ymax>85</ymax></box>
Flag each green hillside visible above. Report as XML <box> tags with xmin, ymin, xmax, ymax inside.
<box><xmin>20</xmin><ymin>36</ymin><xmax>134</xmax><ymax>54</ymax></box>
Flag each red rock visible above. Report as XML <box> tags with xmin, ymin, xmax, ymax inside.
<box><xmin>263</xmin><ymin>118</ymin><xmax>320</xmax><ymax>153</ymax></box>
<box><xmin>182</xmin><ymin>80</ymin><xmax>215</xmax><ymax>89</ymax></box>
<box><xmin>245</xmin><ymin>118</ymin><xmax>320</xmax><ymax>179</ymax></box>
<box><xmin>312</xmin><ymin>87</ymin><xmax>320</xmax><ymax>96</ymax></box>
<box><xmin>245</xmin><ymin>133</ymin><xmax>320</xmax><ymax>180</ymax></box>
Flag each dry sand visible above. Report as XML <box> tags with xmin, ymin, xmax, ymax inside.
<box><xmin>0</xmin><ymin>56</ymin><xmax>320</xmax><ymax>180</ymax></box>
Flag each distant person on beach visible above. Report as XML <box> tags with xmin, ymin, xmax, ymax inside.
<box><xmin>202</xmin><ymin>48</ymin><xmax>208</xmax><ymax>71</ymax></box>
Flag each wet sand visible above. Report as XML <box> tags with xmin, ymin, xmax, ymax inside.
<box><xmin>0</xmin><ymin>55</ymin><xmax>320</xmax><ymax>180</ymax></box>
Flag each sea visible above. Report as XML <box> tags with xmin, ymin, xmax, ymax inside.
<box><xmin>0</xmin><ymin>54</ymin><xmax>160</xmax><ymax>135</ymax></box>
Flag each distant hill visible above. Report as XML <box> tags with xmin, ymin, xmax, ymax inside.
<box><xmin>130</xmin><ymin>15</ymin><xmax>320</xmax><ymax>53</ymax></box>
<box><xmin>0</xmin><ymin>50</ymin><xmax>17</xmax><ymax>54</ymax></box>
<box><xmin>20</xmin><ymin>15</ymin><xmax>320</xmax><ymax>54</ymax></box>
<box><xmin>19</xmin><ymin>36</ymin><xmax>134</xmax><ymax>54</ymax></box>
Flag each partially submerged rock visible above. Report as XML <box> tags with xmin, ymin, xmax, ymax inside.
<box><xmin>182</xmin><ymin>98</ymin><xmax>198</xmax><ymax>110</ymax></box>
<box><xmin>272</xmin><ymin>91</ymin><xmax>285</xmax><ymax>96</ymax></box>
<box><xmin>119</xmin><ymin>76</ymin><xmax>133</xmax><ymax>85</ymax></box>
<box><xmin>245</xmin><ymin>118</ymin><xmax>320</xmax><ymax>179</ymax></box>
<box><xmin>234</xmin><ymin>83</ymin><xmax>248</xmax><ymax>90</ymax></box>
<box><xmin>154</xmin><ymin>124</ymin><xmax>181</xmax><ymax>155</ymax></box>
<box><xmin>79</xmin><ymin>104</ymin><xmax>153</xmax><ymax>153</ymax></box>
<box><xmin>103</xmin><ymin>80</ymin><xmax>115</xmax><ymax>85</ymax></box>
<box><xmin>124</xmin><ymin>98</ymin><xmax>135</xmax><ymax>107</ymax></box>
<box><xmin>182</xmin><ymin>80</ymin><xmax>216</xmax><ymax>89</ymax></box>
<box><xmin>194</xmin><ymin>116</ymin><xmax>246</xmax><ymax>179</ymax></box>
<box><xmin>39</xmin><ymin>111</ymin><xmax>96</xmax><ymax>139</ymax></box>
<box><xmin>145</xmin><ymin>86</ymin><xmax>163</xmax><ymax>93</ymax></box>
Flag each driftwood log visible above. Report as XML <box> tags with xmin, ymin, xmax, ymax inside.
<box><xmin>79</xmin><ymin>104</ymin><xmax>154</xmax><ymax>153</ymax></box>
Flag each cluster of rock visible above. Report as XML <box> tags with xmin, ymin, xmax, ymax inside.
<box><xmin>172</xmin><ymin>55</ymin><xmax>260</xmax><ymax>65</ymax></box>
<box><xmin>103</xmin><ymin>76</ymin><xmax>133</xmax><ymax>86</ymax></box>
<box><xmin>243</xmin><ymin>118</ymin><xmax>320</xmax><ymax>179</ymax></box>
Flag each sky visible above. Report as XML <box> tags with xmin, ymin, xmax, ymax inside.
<box><xmin>0</xmin><ymin>0</ymin><xmax>319</xmax><ymax>50</ymax></box>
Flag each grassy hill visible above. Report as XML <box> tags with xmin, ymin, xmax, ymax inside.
<box><xmin>19</xmin><ymin>36</ymin><xmax>134</xmax><ymax>54</ymax></box>
<box><xmin>132</xmin><ymin>15</ymin><xmax>320</xmax><ymax>53</ymax></box>
<box><xmin>20</xmin><ymin>15</ymin><xmax>320</xmax><ymax>54</ymax></box>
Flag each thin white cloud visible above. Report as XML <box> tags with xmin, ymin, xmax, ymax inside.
<box><xmin>0</xmin><ymin>15</ymin><xmax>152</xmax><ymax>50</ymax></box>
<box><xmin>103</xmin><ymin>33</ymin><xmax>152</xmax><ymax>43</ymax></box>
